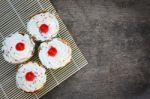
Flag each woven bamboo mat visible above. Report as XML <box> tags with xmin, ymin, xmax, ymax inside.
<box><xmin>0</xmin><ymin>0</ymin><xmax>88</xmax><ymax>99</ymax></box>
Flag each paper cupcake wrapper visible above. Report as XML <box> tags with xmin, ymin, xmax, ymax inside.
<box><xmin>0</xmin><ymin>0</ymin><xmax>88</xmax><ymax>99</ymax></box>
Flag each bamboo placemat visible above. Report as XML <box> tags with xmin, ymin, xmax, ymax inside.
<box><xmin>0</xmin><ymin>0</ymin><xmax>88</xmax><ymax>99</ymax></box>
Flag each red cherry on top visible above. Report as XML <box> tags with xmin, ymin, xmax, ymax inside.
<box><xmin>39</xmin><ymin>24</ymin><xmax>49</xmax><ymax>33</ymax></box>
<box><xmin>48</xmin><ymin>46</ymin><xmax>57</xmax><ymax>57</ymax></box>
<box><xmin>25</xmin><ymin>71</ymin><xmax>35</xmax><ymax>81</ymax></box>
<box><xmin>16</xmin><ymin>42</ymin><xmax>25</xmax><ymax>51</ymax></box>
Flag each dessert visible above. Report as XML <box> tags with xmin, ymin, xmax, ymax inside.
<box><xmin>16</xmin><ymin>62</ymin><xmax>47</xmax><ymax>93</ymax></box>
<box><xmin>39</xmin><ymin>38</ymin><xmax>72</xmax><ymax>69</ymax></box>
<box><xmin>27</xmin><ymin>12</ymin><xmax>59</xmax><ymax>41</ymax></box>
<box><xmin>2</xmin><ymin>32</ymin><xmax>35</xmax><ymax>64</ymax></box>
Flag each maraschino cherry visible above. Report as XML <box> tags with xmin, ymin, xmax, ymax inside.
<box><xmin>16</xmin><ymin>42</ymin><xmax>25</xmax><ymax>51</ymax></box>
<box><xmin>48</xmin><ymin>46</ymin><xmax>57</xmax><ymax>57</ymax></box>
<box><xmin>25</xmin><ymin>71</ymin><xmax>35</xmax><ymax>81</ymax></box>
<box><xmin>39</xmin><ymin>24</ymin><xmax>49</xmax><ymax>33</ymax></box>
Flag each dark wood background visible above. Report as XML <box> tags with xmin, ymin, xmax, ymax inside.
<box><xmin>41</xmin><ymin>0</ymin><xmax>150</xmax><ymax>99</ymax></box>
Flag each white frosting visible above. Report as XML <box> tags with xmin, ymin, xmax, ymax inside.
<box><xmin>27</xmin><ymin>12</ymin><xmax>59</xmax><ymax>41</ymax></box>
<box><xmin>16</xmin><ymin>62</ymin><xmax>47</xmax><ymax>92</ymax></box>
<box><xmin>2</xmin><ymin>32</ymin><xmax>35</xmax><ymax>64</ymax></box>
<box><xmin>39</xmin><ymin>38</ymin><xmax>72</xmax><ymax>69</ymax></box>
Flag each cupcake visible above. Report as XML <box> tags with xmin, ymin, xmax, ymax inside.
<box><xmin>39</xmin><ymin>38</ymin><xmax>72</xmax><ymax>69</ymax></box>
<box><xmin>27</xmin><ymin>12</ymin><xmax>59</xmax><ymax>41</ymax></box>
<box><xmin>16</xmin><ymin>62</ymin><xmax>47</xmax><ymax>93</ymax></box>
<box><xmin>2</xmin><ymin>32</ymin><xmax>35</xmax><ymax>64</ymax></box>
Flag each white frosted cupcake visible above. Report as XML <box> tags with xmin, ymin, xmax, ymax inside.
<box><xmin>2</xmin><ymin>32</ymin><xmax>35</xmax><ymax>64</ymax></box>
<box><xmin>16</xmin><ymin>62</ymin><xmax>47</xmax><ymax>93</ymax></box>
<box><xmin>39</xmin><ymin>38</ymin><xmax>72</xmax><ymax>69</ymax></box>
<box><xmin>27</xmin><ymin>12</ymin><xmax>59</xmax><ymax>41</ymax></box>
